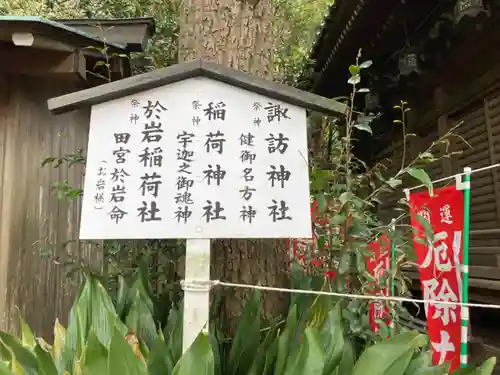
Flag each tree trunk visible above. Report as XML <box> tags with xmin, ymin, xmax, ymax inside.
<box><xmin>178</xmin><ymin>0</ymin><xmax>290</xmax><ymax>331</ymax></box>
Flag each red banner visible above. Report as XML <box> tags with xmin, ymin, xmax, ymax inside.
<box><xmin>409</xmin><ymin>186</ymin><xmax>464</xmax><ymax>372</ymax></box>
<box><xmin>366</xmin><ymin>234</ymin><xmax>392</xmax><ymax>334</ymax></box>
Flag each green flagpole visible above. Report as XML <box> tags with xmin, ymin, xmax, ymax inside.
<box><xmin>390</xmin><ymin>218</ymin><xmax>396</xmax><ymax>337</ymax></box>
<box><xmin>460</xmin><ymin>167</ymin><xmax>471</xmax><ymax>369</ymax></box>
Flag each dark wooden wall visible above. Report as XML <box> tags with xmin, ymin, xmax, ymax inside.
<box><xmin>0</xmin><ymin>74</ymin><xmax>102</xmax><ymax>339</ymax></box>
<box><xmin>375</xmin><ymin>21</ymin><xmax>500</xmax><ymax>297</ymax></box>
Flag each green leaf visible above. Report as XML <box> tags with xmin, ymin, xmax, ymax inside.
<box><xmin>172</xmin><ymin>333</ymin><xmax>214</xmax><ymax>375</ymax></box>
<box><xmin>407</xmin><ymin>168</ymin><xmax>433</xmax><ymax>194</ymax></box>
<box><xmin>108</xmin><ymin>327</ymin><xmax>147</xmax><ymax>375</ymax></box>
<box><xmin>338</xmin><ymin>252</ymin><xmax>351</xmax><ymax>275</ymax></box>
<box><xmin>148</xmin><ymin>330</ymin><xmax>172</xmax><ymax>375</ymax></box>
<box><xmin>351</xmin><ymin>331</ymin><xmax>428</xmax><ymax>375</ymax></box>
<box><xmin>283</xmin><ymin>327</ymin><xmax>324</xmax><ymax>375</ymax></box>
<box><xmin>348</xmin><ymin>75</ymin><xmax>361</xmax><ymax>85</ymax></box>
<box><xmin>354</xmin><ymin>122</ymin><xmax>372</xmax><ymax>134</ymax></box>
<box><xmin>115</xmin><ymin>275</ymin><xmax>130</xmax><ymax>319</ymax></box>
<box><xmin>19</xmin><ymin>315</ymin><xmax>36</xmax><ymax>350</ymax></box>
<box><xmin>227</xmin><ymin>291</ymin><xmax>261</xmax><ymax>375</ymax></box>
<box><xmin>349</xmin><ymin>65</ymin><xmax>360</xmax><ymax>76</ymax></box>
<box><xmin>317</xmin><ymin>193</ymin><xmax>328</xmax><ymax>214</ymax></box>
<box><xmin>386</xmin><ymin>179</ymin><xmax>402</xmax><ymax>188</ymax></box>
<box><xmin>247</xmin><ymin>320</ymin><xmax>278</xmax><ymax>375</ymax></box>
<box><xmin>0</xmin><ymin>331</ymin><xmax>40</xmax><ymax>375</ymax></box>
<box><xmin>81</xmin><ymin>331</ymin><xmax>108</xmax><ymax>375</ymax></box>
<box><xmin>321</xmin><ymin>304</ymin><xmax>344</xmax><ymax>375</ymax></box>
<box><xmin>360</xmin><ymin>60</ymin><xmax>373</xmax><ymax>69</ymax></box>
<box><xmin>331</xmin><ymin>213</ymin><xmax>346</xmax><ymax>226</ymax></box>
<box><xmin>274</xmin><ymin>307</ymin><xmax>298</xmax><ymax>375</ymax></box>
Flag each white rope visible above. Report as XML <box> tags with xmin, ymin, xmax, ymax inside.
<box><xmin>210</xmin><ymin>280</ymin><xmax>500</xmax><ymax>310</ymax></box>
<box><xmin>406</xmin><ymin>163</ymin><xmax>500</xmax><ymax>192</ymax></box>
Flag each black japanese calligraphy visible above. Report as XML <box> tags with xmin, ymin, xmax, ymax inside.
<box><xmin>267</xmin><ymin>165</ymin><xmax>291</xmax><ymax>188</ymax></box>
<box><xmin>137</xmin><ymin>201</ymin><xmax>162</xmax><ymax>222</ymax></box>
<box><xmin>239</xmin><ymin>186</ymin><xmax>256</xmax><ymax>201</ymax></box>
<box><xmin>109</xmin><ymin>206</ymin><xmax>128</xmax><ymax>223</ymax></box>
<box><xmin>253</xmin><ymin>118</ymin><xmax>261</xmax><ymax>127</ymax></box>
<box><xmin>110</xmin><ymin>185</ymin><xmax>126</xmax><ymax>203</ymax></box>
<box><xmin>113</xmin><ymin>147</ymin><xmax>131</xmax><ymax>164</ymax></box>
<box><xmin>203</xmin><ymin>101</ymin><xmax>226</xmax><ymax>121</ymax></box>
<box><xmin>114</xmin><ymin>133</ymin><xmax>131</xmax><ymax>144</ymax></box>
<box><xmin>265</xmin><ymin>133</ymin><xmax>289</xmax><ymax>154</ymax></box>
<box><xmin>268</xmin><ymin>199</ymin><xmax>292</xmax><ymax>222</ymax></box>
<box><xmin>203</xmin><ymin>164</ymin><xmax>226</xmax><ymax>186</ymax></box>
<box><xmin>175</xmin><ymin>206</ymin><xmax>192</xmax><ymax>224</ymax></box>
<box><xmin>177</xmin><ymin>148</ymin><xmax>194</xmax><ymax>163</ymax></box>
<box><xmin>177</xmin><ymin>131</ymin><xmax>195</xmax><ymax>148</ymax></box>
<box><xmin>202</xmin><ymin>200</ymin><xmax>226</xmax><ymax>222</ymax></box>
<box><xmin>111</xmin><ymin>168</ymin><xmax>130</xmax><ymax>183</ymax></box>
<box><xmin>242</xmin><ymin>167</ymin><xmax>254</xmax><ymax>182</ymax></box>
<box><xmin>205</xmin><ymin>131</ymin><xmax>226</xmax><ymax>154</ymax></box>
<box><xmin>143</xmin><ymin>100</ymin><xmax>166</xmax><ymax>120</ymax></box>
<box><xmin>192</xmin><ymin>116</ymin><xmax>201</xmax><ymax>126</ymax></box>
<box><xmin>93</xmin><ymin>192</ymin><xmax>104</xmax><ymax>204</ymax></box>
<box><xmin>240</xmin><ymin>150</ymin><xmax>256</xmax><ymax>164</ymax></box>
<box><xmin>175</xmin><ymin>191</ymin><xmax>194</xmax><ymax>205</ymax></box>
<box><xmin>139</xmin><ymin>172</ymin><xmax>162</xmax><ymax>198</ymax></box>
<box><xmin>240</xmin><ymin>205</ymin><xmax>256</xmax><ymax>223</ymax></box>
<box><xmin>252</xmin><ymin>102</ymin><xmax>262</xmax><ymax>111</ymax></box>
<box><xmin>131</xmin><ymin>99</ymin><xmax>140</xmax><ymax>108</ymax></box>
<box><xmin>96</xmin><ymin>179</ymin><xmax>106</xmax><ymax>190</ymax></box>
<box><xmin>240</xmin><ymin>132</ymin><xmax>255</xmax><ymax>147</ymax></box>
<box><xmin>141</xmin><ymin>121</ymin><xmax>164</xmax><ymax>143</ymax></box>
<box><xmin>138</xmin><ymin>147</ymin><xmax>163</xmax><ymax>168</ymax></box>
<box><xmin>264</xmin><ymin>102</ymin><xmax>290</xmax><ymax>123</ymax></box>
<box><xmin>177</xmin><ymin>176</ymin><xmax>194</xmax><ymax>191</ymax></box>
<box><xmin>130</xmin><ymin>114</ymin><xmax>140</xmax><ymax>124</ymax></box>
<box><xmin>192</xmin><ymin>100</ymin><xmax>202</xmax><ymax>110</ymax></box>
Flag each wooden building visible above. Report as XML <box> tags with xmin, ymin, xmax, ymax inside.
<box><xmin>310</xmin><ymin>0</ymin><xmax>500</xmax><ymax>364</ymax></box>
<box><xmin>0</xmin><ymin>16</ymin><xmax>154</xmax><ymax>338</ymax></box>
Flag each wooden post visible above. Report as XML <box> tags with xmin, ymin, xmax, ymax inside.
<box><xmin>182</xmin><ymin>239</ymin><xmax>211</xmax><ymax>353</ymax></box>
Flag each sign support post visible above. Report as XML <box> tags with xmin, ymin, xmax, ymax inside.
<box><xmin>459</xmin><ymin>167</ymin><xmax>471</xmax><ymax>368</ymax></box>
<box><xmin>182</xmin><ymin>239</ymin><xmax>211</xmax><ymax>353</ymax></box>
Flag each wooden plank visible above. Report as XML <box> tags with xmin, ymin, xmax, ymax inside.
<box><xmin>483</xmin><ymin>96</ymin><xmax>500</xmax><ymax>227</ymax></box>
<box><xmin>0</xmin><ymin>45</ymin><xmax>85</xmax><ymax>78</ymax></box>
<box><xmin>47</xmin><ymin>59</ymin><xmax>347</xmax><ymax>115</ymax></box>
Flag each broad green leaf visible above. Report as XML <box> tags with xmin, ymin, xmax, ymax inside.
<box><xmin>331</xmin><ymin>213</ymin><xmax>346</xmax><ymax>226</ymax></box>
<box><xmin>383</xmin><ymin>347</ymin><xmax>414</xmax><ymax>375</ymax></box>
<box><xmin>172</xmin><ymin>333</ymin><xmax>214</xmax><ymax>375</ymax></box>
<box><xmin>108</xmin><ymin>327</ymin><xmax>147</xmax><ymax>375</ymax></box>
<box><xmin>227</xmin><ymin>291</ymin><xmax>261</xmax><ymax>375</ymax></box>
<box><xmin>0</xmin><ymin>361</ymin><xmax>10</xmax><ymax>375</ymax></box>
<box><xmin>403</xmin><ymin>351</ymin><xmax>443</xmax><ymax>375</ymax></box>
<box><xmin>283</xmin><ymin>328</ymin><xmax>324</xmax><ymax>375</ymax></box>
<box><xmin>360</xmin><ymin>60</ymin><xmax>373</xmax><ymax>69</ymax></box>
<box><xmin>338</xmin><ymin>252</ymin><xmax>350</xmax><ymax>275</ymax></box>
<box><xmin>165</xmin><ymin>306</ymin><xmax>183</xmax><ymax>365</ymax></box>
<box><xmin>81</xmin><ymin>331</ymin><xmax>108</xmax><ymax>375</ymax></box>
<box><xmin>274</xmin><ymin>306</ymin><xmax>298</xmax><ymax>375</ymax></box>
<box><xmin>321</xmin><ymin>304</ymin><xmax>344</xmax><ymax>375</ymax></box>
<box><xmin>407</xmin><ymin>168</ymin><xmax>433</xmax><ymax>194</ymax></box>
<box><xmin>19</xmin><ymin>316</ymin><xmax>36</xmax><ymax>349</ymax></box>
<box><xmin>247</xmin><ymin>320</ymin><xmax>278</xmax><ymax>375</ymax></box>
<box><xmin>148</xmin><ymin>330</ymin><xmax>172</xmax><ymax>375</ymax></box>
<box><xmin>348</xmin><ymin>75</ymin><xmax>361</xmax><ymax>85</ymax></box>
<box><xmin>316</xmin><ymin>193</ymin><xmax>327</xmax><ymax>214</ymax></box>
<box><xmin>386</xmin><ymin>179</ymin><xmax>402</xmax><ymax>188</ymax></box>
<box><xmin>354</xmin><ymin>122</ymin><xmax>373</xmax><ymax>134</ymax></box>
<box><xmin>454</xmin><ymin>357</ymin><xmax>496</xmax><ymax>374</ymax></box>
<box><xmin>115</xmin><ymin>276</ymin><xmax>130</xmax><ymax>319</ymax></box>
<box><xmin>52</xmin><ymin>319</ymin><xmax>66</xmax><ymax>364</ymax></box>
<box><xmin>34</xmin><ymin>344</ymin><xmax>58</xmax><ymax>375</ymax></box>
<box><xmin>349</xmin><ymin>65</ymin><xmax>360</xmax><ymax>76</ymax></box>
<box><xmin>0</xmin><ymin>331</ymin><xmax>40</xmax><ymax>375</ymax></box>
<box><xmin>351</xmin><ymin>331</ymin><xmax>427</xmax><ymax>375</ymax></box>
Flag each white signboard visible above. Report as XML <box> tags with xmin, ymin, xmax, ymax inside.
<box><xmin>80</xmin><ymin>77</ymin><xmax>312</xmax><ymax>239</ymax></box>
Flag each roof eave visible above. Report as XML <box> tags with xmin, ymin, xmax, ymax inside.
<box><xmin>47</xmin><ymin>59</ymin><xmax>347</xmax><ymax>116</ymax></box>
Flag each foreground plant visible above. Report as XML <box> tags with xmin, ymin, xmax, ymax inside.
<box><xmin>0</xmin><ymin>274</ymin><xmax>494</xmax><ymax>375</ymax></box>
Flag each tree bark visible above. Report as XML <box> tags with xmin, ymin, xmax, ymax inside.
<box><xmin>178</xmin><ymin>0</ymin><xmax>290</xmax><ymax>332</ymax></box>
